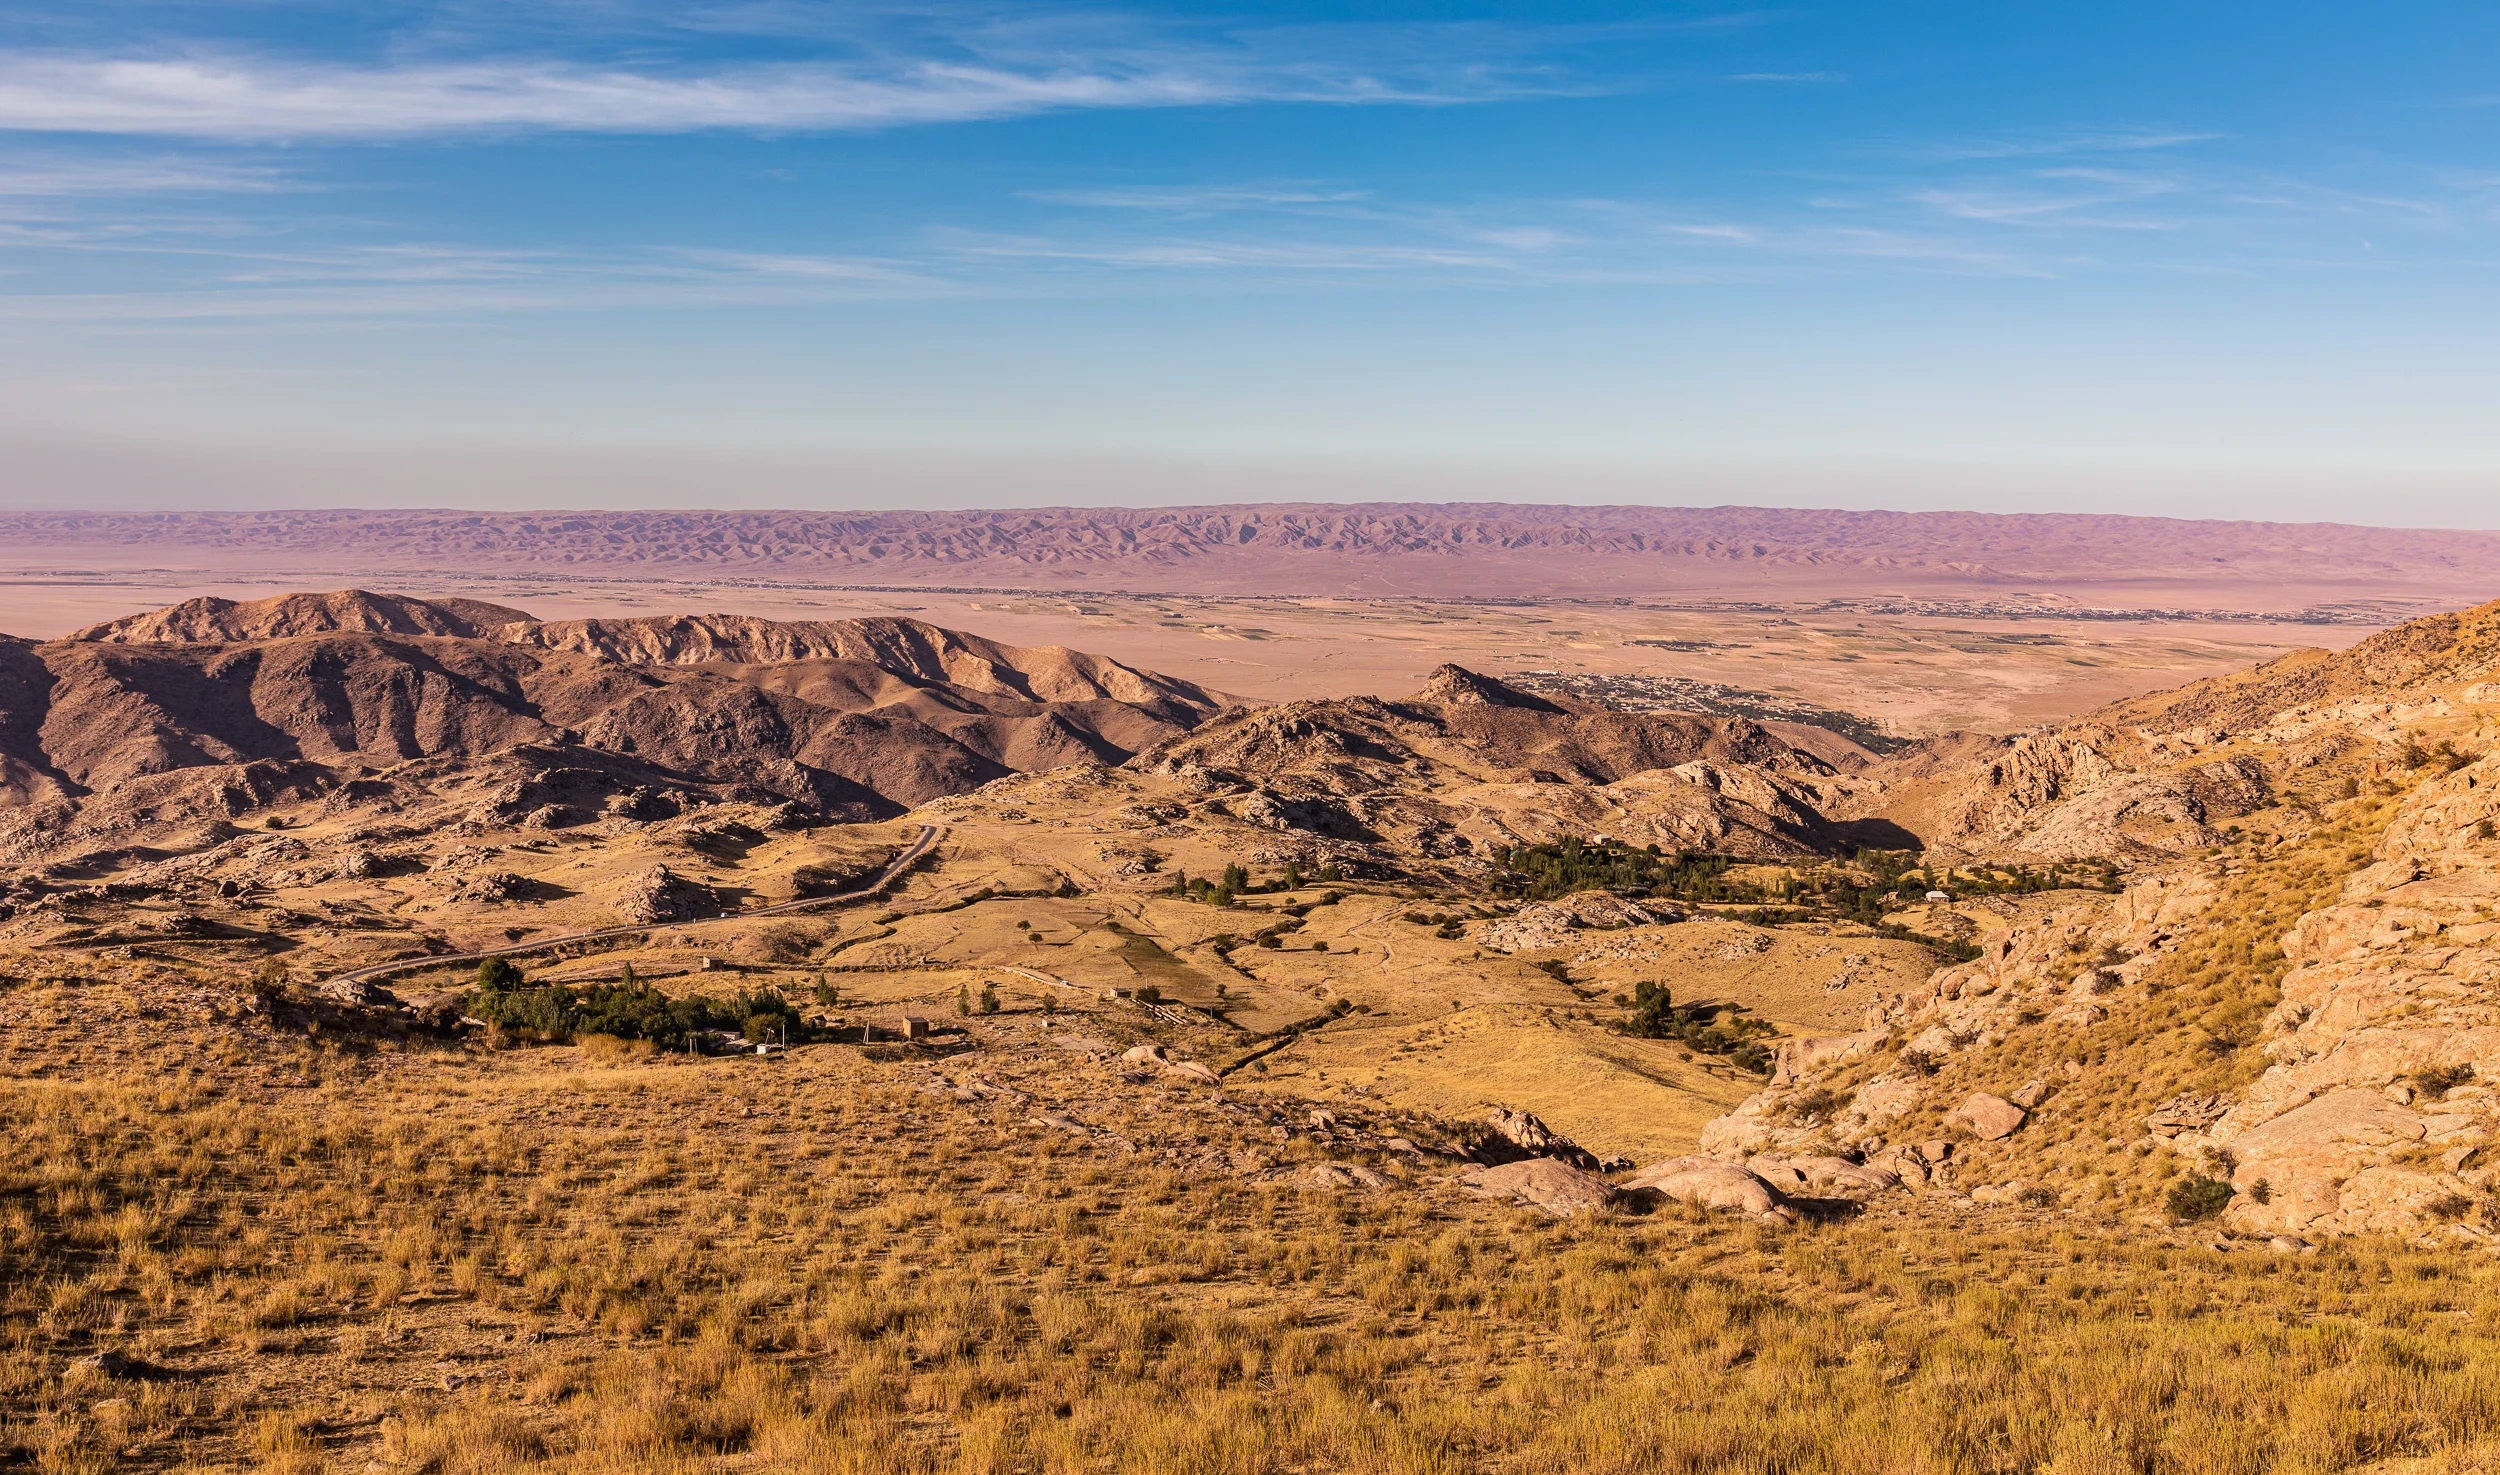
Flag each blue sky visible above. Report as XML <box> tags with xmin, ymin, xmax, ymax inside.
<box><xmin>3</xmin><ymin>2</ymin><xmax>2498</xmax><ymax>520</ymax></box>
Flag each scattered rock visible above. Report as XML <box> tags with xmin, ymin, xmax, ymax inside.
<box><xmin>2145</xmin><ymin>1092</ymin><xmax>2229</xmax><ymax>1139</ymax></box>
<box><xmin>73</xmin><ymin>1351</ymin><xmax>140</xmax><ymax>1381</ymax></box>
<box><xmin>1476</xmin><ymin>892</ymin><xmax>1676</xmax><ymax>954</ymax></box>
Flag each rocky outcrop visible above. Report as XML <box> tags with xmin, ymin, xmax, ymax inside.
<box><xmin>1466</xmin><ymin>1158</ymin><xmax>1618</xmax><ymax>1217</ymax></box>
<box><xmin>616</xmin><ymin>865</ymin><xmax>717</xmax><ymax>925</ymax></box>
<box><xmin>2185</xmin><ymin>749</ymin><xmax>2500</xmax><ymax>1239</ymax></box>
<box><xmin>1478</xmin><ymin>1108</ymin><xmax>1604</xmax><ymax>1171</ymax></box>
<box><xmin>1620</xmin><ymin>1157</ymin><xmax>1793</xmax><ymax>1220</ymax></box>
<box><xmin>1475</xmin><ymin>893</ymin><xmax>1678</xmax><ymax>954</ymax></box>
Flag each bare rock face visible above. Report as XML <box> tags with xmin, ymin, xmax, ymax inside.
<box><xmin>617</xmin><ymin>865</ymin><xmax>717</xmax><ymax>925</ymax></box>
<box><xmin>1620</xmin><ymin>1157</ymin><xmax>1792</xmax><ymax>1219</ymax></box>
<box><xmin>1945</xmin><ymin>1092</ymin><xmax>2027</xmax><ymax>1142</ymax></box>
<box><xmin>2222</xmin><ymin>1090</ymin><xmax>2463</xmax><ymax>1237</ymax></box>
<box><xmin>1467</xmin><ymin>1158</ymin><xmax>1619</xmax><ymax>1217</ymax></box>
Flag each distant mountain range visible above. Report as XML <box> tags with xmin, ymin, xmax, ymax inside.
<box><xmin>10</xmin><ymin>504</ymin><xmax>2500</xmax><ymax>610</ymax></box>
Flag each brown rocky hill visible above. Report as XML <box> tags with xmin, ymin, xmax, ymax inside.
<box><xmin>0</xmin><ymin>593</ymin><xmax>1230</xmax><ymax>868</ymax></box>
<box><xmin>1835</xmin><ymin>598</ymin><xmax>2500</xmax><ymax>864</ymax></box>
<box><xmin>2088</xmin><ymin>595</ymin><xmax>2500</xmax><ymax>734</ymax></box>
<box><xmin>1118</xmin><ymin>665</ymin><xmax>1866</xmax><ymax>864</ymax></box>
<box><xmin>72</xmin><ymin>589</ymin><xmax>536</xmax><ymax>643</ymax></box>
<box><xmin>1690</xmin><ymin>599</ymin><xmax>2500</xmax><ymax>1243</ymax></box>
<box><xmin>12</xmin><ymin>504</ymin><xmax>2500</xmax><ymax>607</ymax></box>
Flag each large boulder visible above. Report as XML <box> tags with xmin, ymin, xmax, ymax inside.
<box><xmin>1621</xmin><ymin>1157</ymin><xmax>1792</xmax><ymax>1219</ymax></box>
<box><xmin>2223</xmin><ymin>1088</ymin><xmax>2451</xmax><ymax>1236</ymax></box>
<box><xmin>1946</xmin><ymin>1092</ymin><xmax>2027</xmax><ymax>1142</ymax></box>
<box><xmin>1466</xmin><ymin>1158</ymin><xmax>1618</xmax><ymax>1217</ymax></box>
<box><xmin>1745</xmin><ymin>1153</ymin><xmax>1901</xmax><ymax>1199</ymax></box>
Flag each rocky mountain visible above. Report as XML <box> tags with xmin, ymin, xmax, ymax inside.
<box><xmin>72</xmin><ymin>590</ymin><xmax>536</xmax><ymax>644</ymax></box>
<box><xmin>1691</xmin><ymin>598</ymin><xmax>2500</xmax><ymax>1242</ymax></box>
<box><xmin>0</xmin><ymin>592</ymin><xmax>1231</xmax><ymax>868</ymax></box>
<box><xmin>1107</xmin><ymin>665</ymin><xmax>1869</xmax><ymax>867</ymax></box>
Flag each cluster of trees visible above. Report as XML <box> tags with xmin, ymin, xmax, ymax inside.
<box><xmin>1609</xmin><ymin>981</ymin><xmax>1779</xmax><ymax>1074</ymax></box>
<box><xmin>1498</xmin><ymin>839</ymin><xmax>1757</xmax><ymax>903</ymax></box>
<box><xmin>1168</xmin><ymin>860</ymin><xmax>1345</xmax><ymax>907</ymax></box>
<box><xmin>1500</xmin><ymin>836</ymin><xmax>2122</xmax><ymax>913</ymax></box>
<box><xmin>1171</xmin><ymin>863</ymin><xmax>1254</xmax><ymax>906</ymax></box>
<box><xmin>465</xmin><ymin>958</ymin><xmax>802</xmax><ymax>1048</ymax></box>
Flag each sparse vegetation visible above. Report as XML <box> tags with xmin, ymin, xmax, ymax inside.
<box><xmin>2165</xmin><ymin>1174</ymin><xmax>2236</xmax><ymax>1222</ymax></box>
<box><xmin>17</xmin><ymin>1046</ymin><xmax>2500</xmax><ymax>1474</ymax></box>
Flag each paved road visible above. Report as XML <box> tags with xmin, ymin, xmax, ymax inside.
<box><xmin>324</xmin><ymin>823</ymin><xmax>944</xmax><ymax>990</ymax></box>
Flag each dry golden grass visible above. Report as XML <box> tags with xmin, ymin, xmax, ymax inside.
<box><xmin>10</xmin><ymin>998</ymin><xmax>2500</xmax><ymax>1475</ymax></box>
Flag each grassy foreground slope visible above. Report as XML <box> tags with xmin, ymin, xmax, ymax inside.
<box><xmin>10</xmin><ymin>1011</ymin><xmax>2500</xmax><ymax>1475</ymax></box>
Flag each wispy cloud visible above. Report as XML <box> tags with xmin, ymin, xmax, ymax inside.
<box><xmin>1879</xmin><ymin>127</ymin><xmax>2222</xmax><ymax>163</ymax></box>
<box><xmin>0</xmin><ymin>21</ymin><xmax>1580</xmax><ymax>142</ymax></box>
<box><xmin>1019</xmin><ymin>185</ymin><xmax>1377</xmax><ymax>214</ymax></box>
<box><xmin>0</xmin><ymin>155</ymin><xmax>285</xmax><ymax>196</ymax></box>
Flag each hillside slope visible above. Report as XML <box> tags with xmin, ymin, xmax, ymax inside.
<box><xmin>1697</xmin><ymin>601</ymin><xmax>2500</xmax><ymax>1242</ymax></box>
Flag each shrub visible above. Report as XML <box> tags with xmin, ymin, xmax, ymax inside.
<box><xmin>2164</xmin><ymin>1175</ymin><xmax>2235</xmax><ymax>1222</ymax></box>
<box><xmin>1135</xmin><ymin>985</ymin><xmax>1163</xmax><ymax>1005</ymax></box>
<box><xmin>249</xmin><ymin>957</ymin><xmax>291</xmax><ymax>1001</ymax></box>
<box><xmin>979</xmin><ymin>984</ymin><xmax>1000</xmax><ymax>1015</ymax></box>
<box><xmin>476</xmin><ymin>957</ymin><xmax>525</xmax><ymax>991</ymax></box>
<box><xmin>2412</xmin><ymin>1062</ymin><xmax>2474</xmax><ymax>1097</ymax></box>
<box><xmin>1898</xmin><ymin>1048</ymin><xmax>1943</xmax><ymax>1077</ymax></box>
